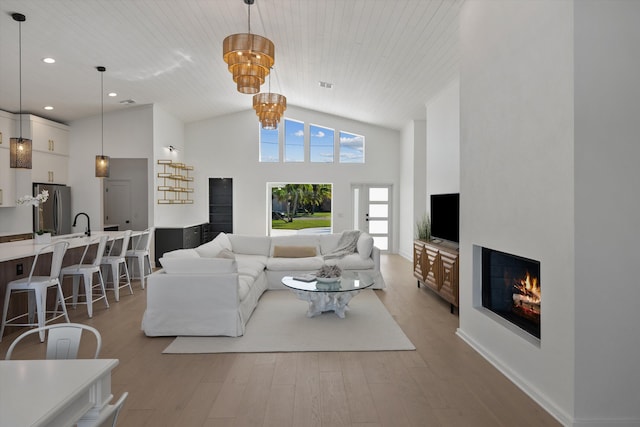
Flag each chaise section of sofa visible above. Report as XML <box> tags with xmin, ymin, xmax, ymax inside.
<box><xmin>142</xmin><ymin>230</ymin><xmax>385</xmax><ymax>337</ymax></box>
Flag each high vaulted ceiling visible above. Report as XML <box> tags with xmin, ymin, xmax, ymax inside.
<box><xmin>0</xmin><ymin>0</ymin><xmax>462</xmax><ymax>130</ymax></box>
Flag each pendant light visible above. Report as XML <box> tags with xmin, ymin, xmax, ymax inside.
<box><xmin>223</xmin><ymin>0</ymin><xmax>275</xmax><ymax>94</ymax></box>
<box><xmin>95</xmin><ymin>66</ymin><xmax>110</xmax><ymax>178</ymax></box>
<box><xmin>9</xmin><ymin>13</ymin><xmax>32</xmax><ymax>169</ymax></box>
<box><xmin>253</xmin><ymin>70</ymin><xmax>286</xmax><ymax>130</ymax></box>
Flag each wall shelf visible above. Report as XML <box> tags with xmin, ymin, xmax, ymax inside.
<box><xmin>157</xmin><ymin>160</ymin><xmax>194</xmax><ymax>204</ymax></box>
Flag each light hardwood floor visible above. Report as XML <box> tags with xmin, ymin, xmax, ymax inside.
<box><xmin>0</xmin><ymin>255</ymin><xmax>560</xmax><ymax>426</ymax></box>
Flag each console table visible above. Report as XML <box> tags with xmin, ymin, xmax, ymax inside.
<box><xmin>0</xmin><ymin>358</ymin><xmax>119</xmax><ymax>427</ymax></box>
<box><xmin>413</xmin><ymin>239</ymin><xmax>459</xmax><ymax>313</ymax></box>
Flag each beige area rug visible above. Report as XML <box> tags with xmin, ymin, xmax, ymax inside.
<box><xmin>162</xmin><ymin>290</ymin><xmax>415</xmax><ymax>353</ymax></box>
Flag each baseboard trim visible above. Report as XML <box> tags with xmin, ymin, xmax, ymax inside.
<box><xmin>455</xmin><ymin>328</ymin><xmax>572</xmax><ymax>426</ymax></box>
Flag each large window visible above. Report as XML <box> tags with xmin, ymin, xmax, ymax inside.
<box><xmin>270</xmin><ymin>183</ymin><xmax>332</xmax><ymax>236</ymax></box>
<box><xmin>309</xmin><ymin>124</ymin><xmax>334</xmax><ymax>163</ymax></box>
<box><xmin>339</xmin><ymin>131</ymin><xmax>365</xmax><ymax>163</ymax></box>
<box><xmin>284</xmin><ymin>119</ymin><xmax>304</xmax><ymax>162</ymax></box>
<box><xmin>259</xmin><ymin>118</ymin><xmax>365</xmax><ymax>164</ymax></box>
<box><xmin>259</xmin><ymin>126</ymin><xmax>279</xmax><ymax>162</ymax></box>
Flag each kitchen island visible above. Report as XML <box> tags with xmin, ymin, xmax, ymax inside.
<box><xmin>0</xmin><ymin>231</ymin><xmax>144</xmax><ymax>340</ymax></box>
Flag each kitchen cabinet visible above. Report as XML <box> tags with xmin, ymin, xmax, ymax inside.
<box><xmin>18</xmin><ymin>114</ymin><xmax>69</xmax><ymax>185</ymax></box>
<box><xmin>31</xmin><ymin>151</ymin><xmax>68</xmax><ymax>184</ymax></box>
<box><xmin>0</xmin><ymin>111</ymin><xmax>17</xmax><ymax>207</ymax></box>
<box><xmin>154</xmin><ymin>223</ymin><xmax>206</xmax><ymax>264</ymax></box>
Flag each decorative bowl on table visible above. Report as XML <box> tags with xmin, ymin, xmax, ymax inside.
<box><xmin>316</xmin><ymin>276</ymin><xmax>341</xmax><ymax>283</ymax></box>
<box><xmin>315</xmin><ymin>265</ymin><xmax>342</xmax><ymax>284</ymax></box>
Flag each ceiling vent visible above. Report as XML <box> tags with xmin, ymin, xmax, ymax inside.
<box><xmin>119</xmin><ymin>99</ymin><xmax>136</xmax><ymax>105</ymax></box>
<box><xmin>319</xmin><ymin>81</ymin><xmax>333</xmax><ymax>89</ymax></box>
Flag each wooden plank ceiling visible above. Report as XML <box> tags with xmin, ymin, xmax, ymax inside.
<box><xmin>0</xmin><ymin>0</ymin><xmax>463</xmax><ymax>130</ymax></box>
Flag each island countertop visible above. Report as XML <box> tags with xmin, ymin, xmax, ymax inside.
<box><xmin>0</xmin><ymin>230</ymin><xmax>142</xmax><ymax>263</ymax></box>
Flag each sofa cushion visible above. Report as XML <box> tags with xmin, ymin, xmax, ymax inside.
<box><xmin>159</xmin><ymin>257</ymin><xmax>237</xmax><ymax>274</ymax></box>
<box><xmin>195</xmin><ymin>232</ymin><xmax>233</xmax><ymax>258</ymax></box>
<box><xmin>324</xmin><ymin>253</ymin><xmax>375</xmax><ymax>270</ymax></box>
<box><xmin>162</xmin><ymin>248</ymin><xmax>200</xmax><ymax>259</ymax></box>
<box><xmin>229</xmin><ymin>235</ymin><xmax>271</xmax><ymax>256</ymax></box>
<box><xmin>357</xmin><ymin>232</ymin><xmax>374</xmax><ymax>259</ymax></box>
<box><xmin>273</xmin><ymin>245</ymin><xmax>317</xmax><ymax>258</ymax></box>
<box><xmin>266</xmin><ymin>256</ymin><xmax>325</xmax><ymax>271</ymax></box>
<box><xmin>269</xmin><ymin>235</ymin><xmax>320</xmax><ymax>256</ymax></box>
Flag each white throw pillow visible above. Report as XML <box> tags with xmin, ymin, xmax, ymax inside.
<box><xmin>159</xmin><ymin>257</ymin><xmax>237</xmax><ymax>274</ymax></box>
<box><xmin>161</xmin><ymin>248</ymin><xmax>200</xmax><ymax>259</ymax></box>
<box><xmin>356</xmin><ymin>232</ymin><xmax>374</xmax><ymax>259</ymax></box>
<box><xmin>195</xmin><ymin>232</ymin><xmax>233</xmax><ymax>257</ymax></box>
<box><xmin>229</xmin><ymin>235</ymin><xmax>271</xmax><ymax>256</ymax></box>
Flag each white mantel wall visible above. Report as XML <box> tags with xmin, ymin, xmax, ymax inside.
<box><xmin>185</xmin><ymin>106</ymin><xmax>401</xmax><ymax>245</ymax></box>
<box><xmin>573</xmin><ymin>0</ymin><xmax>640</xmax><ymax>423</ymax></box>
<box><xmin>458</xmin><ymin>0</ymin><xmax>575</xmax><ymax>424</ymax></box>
<box><xmin>459</xmin><ymin>1</ymin><xmax>640</xmax><ymax>425</ymax></box>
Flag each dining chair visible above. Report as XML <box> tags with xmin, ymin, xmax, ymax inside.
<box><xmin>100</xmin><ymin>230</ymin><xmax>133</xmax><ymax>302</ymax></box>
<box><xmin>125</xmin><ymin>227</ymin><xmax>154</xmax><ymax>289</ymax></box>
<box><xmin>5</xmin><ymin>322</ymin><xmax>102</xmax><ymax>359</ymax></box>
<box><xmin>59</xmin><ymin>235</ymin><xmax>110</xmax><ymax>318</ymax></box>
<box><xmin>0</xmin><ymin>240</ymin><xmax>70</xmax><ymax>342</ymax></box>
<box><xmin>77</xmin><ymin>392</ymin><xmax>128</xmax><ymax>427</ymax></box>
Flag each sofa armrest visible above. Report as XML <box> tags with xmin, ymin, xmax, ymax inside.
<box><xmin>372</xmin><ymin>246</ymin><xmax>381</xmax><ymax>271</ymax></box>
<box><xmin>147</xmin><ymin>271</ymin><xmax>240</xmax><ymax>309</ymax></box>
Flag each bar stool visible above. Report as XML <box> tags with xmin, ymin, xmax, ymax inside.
<box><xmin>125</xmin><ymin>227</ymin><xmax>154</xmax><ymax>289</ymax></box>
<box><xmin>0</xmin><ymin>240</ymin><xmax>70</xmax><ymax>342</ymax></box>
<box><xmin>100</xmin><ymin>230</ymin><xmax>133</xmax><ymax>302</ymax></box>
<box><xmin>59</xmin><ymin>235</ymin><xmax>110</xmax><ymax>318</ymax></box>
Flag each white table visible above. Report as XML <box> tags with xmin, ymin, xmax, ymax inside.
<box><xmin>0</xmin><ymin>358</ymin><xmax>119</xmax><ymax>427</ymax></box>
<box><xmin>282</xmin><ymin>271</ymin><xmax>375</xmax><ymax>318</ymax></box>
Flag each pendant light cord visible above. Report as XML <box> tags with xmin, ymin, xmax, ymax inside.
<box><xmin>101</xmin><ymin>71</ymin><xmax>104</xmax><ymax>156</ymax></box>
<box><xmin>18</xmin><ymin>19</ymin><xmax>23</xmax><ymax>141</ymax></box>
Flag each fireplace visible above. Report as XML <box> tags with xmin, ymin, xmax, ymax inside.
<box><xmin>481</xmin><ymin>247</ymin><xmax>541</xmax><ymax>339</ymax></box>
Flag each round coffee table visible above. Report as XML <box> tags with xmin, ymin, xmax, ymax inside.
<box><xmin>281</xmin><ymin>271</ymin><xmax>375</xmax><ymax>318</ymax></box>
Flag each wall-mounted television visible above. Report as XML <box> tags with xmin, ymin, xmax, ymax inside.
<box><xmin>430</xmin><ymin>193</ymin><xmax>459</xmax><ymax>243</ymax></box>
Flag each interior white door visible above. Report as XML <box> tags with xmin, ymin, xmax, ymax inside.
<box><xmin>104</xmin><ymin>180</ymin><xmax>131</xmax><ymax>230</ymax></box>
<box><xmin>352</xmin><ymin>184</ymin><xmax>392</xmax><ymax>251</ymax></box>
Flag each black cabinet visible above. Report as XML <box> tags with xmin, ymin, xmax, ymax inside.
<box><xmin>154</xmin><ymin>224</ymin><xmax>204</xmax><ymax>264</ymax></box>
<box><xmin>209</xmin><ymin>178</ymin><xmax>233</xmax><ymax>236</ymax></box>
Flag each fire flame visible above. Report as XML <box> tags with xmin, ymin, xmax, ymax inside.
<box><xmin>513</xmin><ymin>271</ymin><xmax>540</xmax><ymax>308</ymax></box>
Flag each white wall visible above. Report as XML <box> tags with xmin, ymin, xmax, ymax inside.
<box><xmin>152</xmin><ymin>105</ymin><xmax>198</xmax><ymax>227</ymax></box>
<box><xmin>69</xmin><ymin>104</ymin><xmax>154</xmax><ymax>230</ymax></box>
<box><xmin>426</xmin><ymin>80</ymin><xmax>460</xmax><ymax>201</ymax></box>
<box><xmin>458</xmin><ymin>1</ymin><xmax>575</xmax><ymax>424</ymax></box>
<box><xmin>574</xmin><ymin>0</ymin><xmax>640</xmax><ymax>423</ymax></box>
<box><xmin>185</xmin><ymin>106</ymin><xmax>401</xmax><ymax>246</ymax></box>
<box><xmin>398</xmin><ymin>120</ymin><xmax>426</xmax><ymax>259</ymax></box>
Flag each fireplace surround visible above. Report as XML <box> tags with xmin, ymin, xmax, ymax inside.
<box><xmin>481</xmin><ymin>247</ymin><xmax>541</xmax><ymax>339</ymax></box>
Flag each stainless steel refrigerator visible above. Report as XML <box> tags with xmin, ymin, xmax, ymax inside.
<box><xmin>33</xmin><ymin>183</ymin><xmax>72</xmax><ymax>236</ymax></box>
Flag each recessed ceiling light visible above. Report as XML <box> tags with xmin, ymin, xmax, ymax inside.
<box><xmin>108</xmin><ymin>92</ymin><xmax>117</xmax><ymax>97</ymax></box>
<box><xmin>43</xmin><ymin>106</ymin><xmax>53</xmax><ymax>110</ymax></box>
<box><xmin>319</xmin><ymin>81</ymin><xmax>333</xmax><ymax>89</ymax></box>
<box><xmin>42</xmin><ymin>57</ymin><xmax>55</xmax><ymax>64</ymax></box>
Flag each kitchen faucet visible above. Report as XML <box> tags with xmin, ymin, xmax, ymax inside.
<box><xmin>72</xmin><ymin>212</ymin><xmax>91</xmax><ymax>236</ymax></box>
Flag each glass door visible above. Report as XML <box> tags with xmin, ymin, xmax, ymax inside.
<box><xmin>352</xmin><ymin>184</ymin><xmax>391</xmax><ymax>251</ymax></box>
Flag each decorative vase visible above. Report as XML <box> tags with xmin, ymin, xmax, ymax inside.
<box><xmin>34</xmin><ymin>232</ymin><xmax>52</xmax><ymax>244</ymax></box>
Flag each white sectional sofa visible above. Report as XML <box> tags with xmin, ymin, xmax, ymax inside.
<box><xmin>141</xmin><ymin>231</ymin><xmax>385</xmax><ymax>337</ymax></box>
